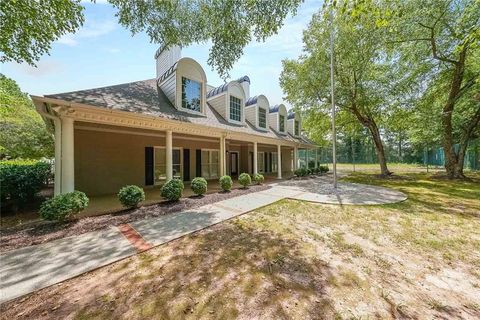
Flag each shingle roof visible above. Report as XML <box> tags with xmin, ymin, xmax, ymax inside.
<box><xmin>288</xmin><ymin>111</ymin><xmax>295</xmax><ymax>119</ymax></box>
<box><xmin>269</xmin><ymin>105</ymin><xmax>281</xmax><ymax>113</ymax></box>
<box><xmin>245</xmin><ymin>96</ymin><xmax>258</xmax><ymax>106</ymax></box>
<box><xmin>206</xmin><ymin>83</ymin><xmax>228</xmax><ymax>98</ymax></box>
<box><xmin>45</xmin><ymin>79</ymin><xmax>313</xmax><ymax>145</ymax></box>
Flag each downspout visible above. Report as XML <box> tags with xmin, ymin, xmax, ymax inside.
<box><xmin>35</xmin><ymin>102</ymin><xmax>62</xmax><ymax>196</ymax></box>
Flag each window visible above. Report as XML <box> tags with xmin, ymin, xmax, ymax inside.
<box><xmin>154</xmin><ymin>147</ymin><xmax>182</xmax><ymax>184</ymax></box>
<box><xmin>181</xmin><ymin>77</ymin><xmax>202</xmax><ymax>112</ymax></box>
<box><xmin>295</xmin><ymin>120</ymin><xmax>299</xmax><ymax>136</ymax></box>
<box><xmin>272</xmin><ymin>152</ymin><xmax>278</xmax><ymax>173</ymax></box>
<box><xmin>257</xmin><ymin>152</ymin><xmax>265</xmax><ymax>173</ymax></box>
<box><xmin>258</xmin><ymin>108</ymin><xmax>266</xmax><ymax>128</ymax></box>
<box><xmin>230</xmin><ymin>96</ymin><xmax>242</xmax><ymax>122</ymax></box>
<box><xmin>201</xmin><ymin>150</ymin><xmax>219</xmax><ymax>179</ymax></box>
<box><xmin>279</xmin><ymin>114</ymin><xmax>285</xmax><ymax>132</ymax></box>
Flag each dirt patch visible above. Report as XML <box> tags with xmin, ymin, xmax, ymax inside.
<box><xmin>0</xmin><ymin>185</ymin><xmax>270</xmax><ymax>253</ymax></box>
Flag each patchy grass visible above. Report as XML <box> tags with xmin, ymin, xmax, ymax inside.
<box><xmin>1</xmin><ymin>173</ymin><xmax>479</xmax><ymax>319</ymax></box>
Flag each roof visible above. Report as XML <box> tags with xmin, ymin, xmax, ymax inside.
<box><xmin>206</xmin><ymin>83</ymin><xmax>228</xmax><ymax>98</ymax></box>
<box><xmin>236</xmin><ymin>75</ymin><xmax>250</xmax><ymax>84</ymax></box>
<box><xmin>45</xmin><ymin>79</ymin><xmax>313</xmax><ymax>145</ymax></box>
<box><xmin>245</xmin><ymin>96</ymin><xmax>258</xmax><ymax>106</ymax></box>
<box><xmin>288</xmin><ymin>111</ymin><xmax>296</xmax><ymax>119</ymax></box>
<box><xmin>270</xmin><ymin>105</ymin><xmax>286</xmax><ymax>113</ymax></box>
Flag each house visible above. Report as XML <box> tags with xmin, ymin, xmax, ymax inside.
<box><xmin>32</xmin><ymin>46</ymin><xmax>319</xmax><ymax>196</ymax></box>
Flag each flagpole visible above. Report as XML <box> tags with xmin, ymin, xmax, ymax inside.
<box><xmin>330</xmin><ymin>6</ymin><xmax>337</xmax><ymax>189</ymax></box>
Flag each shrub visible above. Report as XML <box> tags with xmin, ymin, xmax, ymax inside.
<box><xmin>252</xmin><ymin>173</ymin><xmax>264</xmax><ymax>185</ymax></box>
<box><xmin>191</xmin><ymin>177</ymin><xmax>208</xmax><ymax>196</ymax></box>
<box><xmin>294</xmin><ymin>167</ymin><xmax>308</xmax><ymax>177</ymax></box>
<box><xmin>118</xmin><ymin>185</ymin><xmax>145</xmax><ymax>208</ymax></box>
<box><xmin>39</xmin><ymin>191</ymin><xmax>89</xmax><ymax>221</ymax></box>
<box><xmin>319</xmin><ymin>165</ymin><xmax>329</xmax><ymax>173</ymax></box>
<box><xmin>0</xmin><ymin>159</ymin><xmax>51</xmax><ymax>207</ymax></box>
<box><xmin>314</xmin><ymin>167</ymin><xmax>320</xmax><ymax>174</ymax></box>
<box><xmin>161</xmin><ymin>179</ymin><xmax>184</xmax><ymax>201</ymax></box>
<box><xmin>238</xmin><ymin>172</ymin><xmax>251</xmax><ymax>188</ymax></box>
<box><xmin>219</xmin><ymin>175</ymin><xmax>233</xmax><ymax>191</ymax></box>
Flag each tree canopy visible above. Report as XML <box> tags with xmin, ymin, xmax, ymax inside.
<box><xmin>0</xmin><ymin>74</ymin><xmax>54</xmax><ymax>159</ymax></box>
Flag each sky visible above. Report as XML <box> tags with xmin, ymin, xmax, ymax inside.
<box><xmin>1</xmin><ymin>0</ymin><xmax>320</xmax><ymax>108</ymax></box>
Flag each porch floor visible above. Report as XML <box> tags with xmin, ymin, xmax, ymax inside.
<box><xmin>79</xmin><ymin>172</ymin><xmax>293</xmax><ymax>217</ymax></box>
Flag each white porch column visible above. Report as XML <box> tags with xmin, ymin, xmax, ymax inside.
<box><xmin>277</xmin><ymin>144</ymin><xmax>282</xmax><ymax>179</ymax></box>
<box><xmin>219</xmin><ymin>136</ymin><xmax>226</xmax><ymax>176</ymax></box>
<box><xmin>166</xmin><ymin>130</ymin><xmax>173</xmax><ymax>181</ymax></box>
<box><xmin>293</xmin><ymin>146</ymin><xmax>298</xmax><ymax>171</ymax></box>
<box><xmin>53</xmin><ymin>119</ymin><xmax>62</xmax><ymax>195</ymax></box>
<box><xmin>253</xmin><ymin>142</ymin><xmax>258</xmax><ymax>175</ymax></box>
<box><xmin>61</xmin><ymin>117</ymin><xmax>74</xmax><ymax>193</ymax></box>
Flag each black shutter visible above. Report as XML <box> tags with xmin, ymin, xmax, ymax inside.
<box><xmin>183</xmin><ymin>149</ymin><xmax>190</xmax><ymax>181</ymax></box>
<box><xmin>145</xmin><ymin>147</ymin><xmax>154</xmax><ymax>185</ymax></box>
<box><xmin>196</xmin><ymin>149</ymin><xmax>202</xmax><ymax>177</ymax></box>
<box><xmin>264</xmin><ymin>153</ymin><xmax>268</xmax><ymax>173</ymax></box>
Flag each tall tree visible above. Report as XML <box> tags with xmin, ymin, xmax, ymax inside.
<box><xmin>0</xmin><ymin>74</ymin><xmax>54</xmax><ymax>159</ymax></box>
<box><xmin>0</xmin><ymin>0</ymin><xmax>84</xmax><ymax>65</ymax></box>
<box><xmin>389</xmin><ymin>0</ymin><xmax>480</xmax><ymax>178</ymax></box>
<box><xmin>280</xmin><ymin>3</ymin><xmax>396</xmax><ymax>176</ymax></box>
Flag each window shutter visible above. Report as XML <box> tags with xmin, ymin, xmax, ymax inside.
<box><xmin>145</xmin><ymin>147</ymin><xmax>154</xmax><ymax>185</ymax></box>
<box><xmin>183</xmin><ymin>149</ymin><xmax>190</xmax><ymax>181</ymax></box>
<box><xmin>196</xmin><ymin>149</ymin><xmax>202</xmax><ymax>177</ymax></box>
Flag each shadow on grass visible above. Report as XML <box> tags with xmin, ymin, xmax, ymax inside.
<box><xmin>21</xmin><ymin>222</ymin><xmax>339</xmax><ymax>320</ymax></box>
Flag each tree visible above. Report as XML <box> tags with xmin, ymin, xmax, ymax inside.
<box><xmin>0</xmin><ymin>74</ymin><xmax>54</xmax><ymax>159</ymax></box>
<box><xmin>280</xmin><ymin>3</ymin><xmax>396</xmax><ymax>176</ymax></box>
<box><xmin>0</xmin><ymin>0</ymin><xmax>84</xmax><ymax>65</ymax></box>
<box><xmin>388</xmin><ymin>0</ymin><xmax>480</xmax><ymax>178</ymax></box>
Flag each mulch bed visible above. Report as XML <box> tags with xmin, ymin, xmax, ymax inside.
<box><xmin>0</xmin><ymin>184</ymin><xmax>271</xmax><ymax>253</ymax></box>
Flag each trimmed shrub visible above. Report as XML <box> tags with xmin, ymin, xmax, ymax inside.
<box><xmin>319</xmin><ymin>165</ymin><xmax>329</xmax><ymax>173</ymax></box>
<box><xmin>253</xmin><ymin>173</ymin><xmax>264</xmax><ymax>185</ymax></box>
<box><xmin>39</xmin><ymin>191</ymin><xmax>89</xmax><ymax>221</ymax></box>
<box><xmin>219</xmin><ymin>175</ymin><xmax>233</xmax><ymax>192</ymax></box>
<box><xmin>161</xmin><ymin>179</ymin><xmax>184</xmax><ymax>201</ymax></box>
<box><xmin>191</xmin><ymin>177</ymin><xmax>208</xmax><ymax>196</ymax></box>
<box><xmin>118</xmin><ymin>185</ymin><xmax>145</xmax><ymax>208</ymax></box>
<box><xmin>294</xmin><ymin>167</ymin><xmax>308</xmax><ymax>177</ymax></box>
<box><xmin>238</xmin><ymin>172</ymin><xmax>251</xmax><ymax>188</ymax></box>
<box><xmin>0</xmin><ymin>159</ymin><xmax>51</xmax><ymax>206</ymax></box>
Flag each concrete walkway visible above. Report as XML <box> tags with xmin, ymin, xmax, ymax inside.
<box><xmin>0</xmin><ymin>177</ymin><xmax>406</xmax><ymax>304</ymax></box>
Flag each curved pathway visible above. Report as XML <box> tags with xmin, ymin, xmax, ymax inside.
<box><xmin>0</xmin><ymin>176</ymin><xmax>406</xmax><ymax>304</ymax></box>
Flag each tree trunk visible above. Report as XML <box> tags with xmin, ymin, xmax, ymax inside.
<box><xmin>368</xmin><ymin>122</ymin><xmax>392</xmax><ymax>176</ymax></box>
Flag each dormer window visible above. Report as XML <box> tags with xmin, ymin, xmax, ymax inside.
<box><xmin>258</xmin><ymin>107</ymin><xmax>266</xmax><ymax>128</ymax></box>
<box><xmin>229</xmin><ymin>96</ymin><xmax>242</xmax><ymax>122</ymax></box>
<box><xmin>295</xmin><ymin>120</ymin><xmax>299</xmax><ymax>136</ymax></box>
<box><xmin>181</xmin><ymin>77</ymin><xmax>202</xmax><ymax>112</ymax></box>
<box><xmin>279</xmin><ymin>114</ymin><xmax>285</xmax><ymax>132</ymax></box>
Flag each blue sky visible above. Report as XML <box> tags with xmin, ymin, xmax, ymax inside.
<box><xmin>1</xmin><ymin>1</ymin><xmax>320</xmax><ymax>107</ymax></box>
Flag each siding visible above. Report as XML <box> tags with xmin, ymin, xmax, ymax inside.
<box><xmin>268</xmin><ymin>113</ymin><xmax>278</xmax><ymax>131</ymax></box>
<box><xmin>207</xmin><ymin>94</ymin><xmax>227</xmax><ymax>120</ymax></box>
<box><xmin>159</xmin><ymin>73</ymin><xmax>176</xmax><ymax>106</ymax></box>
<box><xmin>245</xmin><ymin>105</ymin><xmax>256</xmax><ymax>126</ymax></box>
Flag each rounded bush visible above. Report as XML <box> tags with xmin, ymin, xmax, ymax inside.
<box><xmin>238</xmin><ymin>173</ymin><xmax>251</xmax><ymax>188</ymax></box>
<box><xmin>319</xmin><ymin>165</ymin><xmax>329</xmax><ymax>173</ymax></box>
<box><xmin>219</xmin><ymin>175</ymin><xmax>233</xmax><ymax>192</ymax></box>
<box><xmin>294</xmin><ymin>168</ymin><xmax>308</xmax><ymax>177</ymax></box>
<box><xmin>39</xmin><ymin>191</ymin><xmax>89</xmax><ymax>221</ymax></box>
<box><xmin>253</xmin><ymin>173</ymin><xmax>264</xmax><ymax>185</ymax></box>
<box><xmin>191</xmin><ymin>177</ymin><xmax>208</xmax><ymax>196</ymax></box>
<box><xmin>161</xmin><ymin>179</ymin><xmax>184</xmax><ymax>201</ymax></box>
<box><xmin>118</xmin><ymin>185</ymin><xmax>145</xmax><ymax>208</ymax></box>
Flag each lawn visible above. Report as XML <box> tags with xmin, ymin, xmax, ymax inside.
<box><xmin>2</xmin><ymin>173</ymin><xmax>479</xmax><ymax>319</ymax></box>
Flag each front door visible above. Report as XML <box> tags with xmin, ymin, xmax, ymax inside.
<box><xmin>230</xmin><ymin>152</ymin><xmax>239</xmax><ymax>176</ymax></box>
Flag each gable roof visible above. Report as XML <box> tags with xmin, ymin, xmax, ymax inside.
<box><xmin>45</xmin><ymin>79</ymin><xmax>313</xmax><ymax>145</ymax></box>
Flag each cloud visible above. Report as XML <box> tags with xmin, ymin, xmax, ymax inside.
<box><xmin>56</xmin><ymin>19</ymin><xmax>117</xmax><ymax>47</ymax></box>
<box><xmin>13</xmin><ymin>60</ymin><xmax>64</xmax><ymax>77</ymax></box>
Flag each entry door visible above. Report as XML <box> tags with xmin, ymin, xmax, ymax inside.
<box><xmin>230</xmin><ymin>152</ymin><xmax>239</xmax><ymax>176</ymax></box>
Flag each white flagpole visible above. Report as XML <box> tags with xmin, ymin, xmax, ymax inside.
<box><xmin>330</xmin><ymin>6</ymin><xmax>337</xmax><ymax>189</ymax></box>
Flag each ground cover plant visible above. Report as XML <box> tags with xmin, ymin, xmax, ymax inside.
<box><xmin>3</xmin><ymin>172</ymin><xmax>479</xmax><ymax>319</ymax></box>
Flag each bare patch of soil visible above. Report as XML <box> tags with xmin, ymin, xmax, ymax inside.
<box><xmin>0</xmin><ymin>185</ymin><xmax>270</xmax><ymax>253</ymax></box>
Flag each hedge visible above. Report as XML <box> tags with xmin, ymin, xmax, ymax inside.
<box><xmin>161</xmin><ymin>179</ymin><xmax>184</xmax><ymax>201</ymax></box>
<box><xmin>191</xmin><ymin>177</ymin><xmax>208</xmax><ymax>196</ymax></box>
<box><xmin>39</xmin><ymin>191</ymin><xmax>89</xmax><ymax>221</ymax></box>
<box><xmin>118</xmin><ymin>185</ymin><xmax>145</xmax><ymax>208</ymax></box>
<box><xmin>0</xmin><ymin>159</ymin><xmax>51</xmax><ymax>207</ymax></box>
